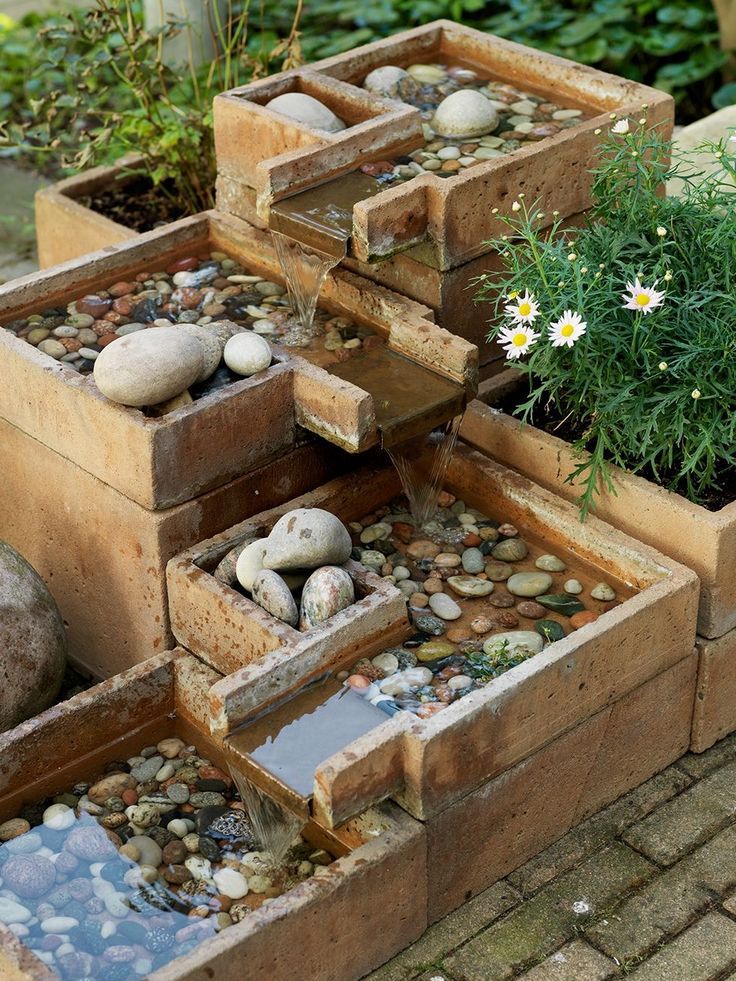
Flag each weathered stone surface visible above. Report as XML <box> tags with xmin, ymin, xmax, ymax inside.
<box><xmin>517</xmin><ymin>940</ymin><xmax>618</xmax><ymax>980</ymax></box>
<box><xmin>623</xmin><ymin>760</ymin><xmax>736</xmax><ymax>865</ymax></box>
<box><xmin>445</xmin><ymin>844</ymin><xmax>654</xmax><ymax>979</ymax></box>
<box><xmin>691</xmin><ymin>630</ymin><xmax>736</xmax><ymax>752</ymax></box>
<box><xmin>508</xmin><ymin>766</ymin><xmax>691</xmax><ymax>898</ymax></box>
<box><xmin>0</xmin><ymin>541</ymin><xmax>66</xmax><ymax>730</ymax></box>
<box><xmin>587</xmin><ymin>823</ymin><xmax>736</xmax><ymax>963</ymax></box>
<box><xmin>366</xmin><ymin>882</ymin><xmax>521</xmax><ymax>981</ymax></box>
<box><xmin>627</xmin><ymin>913</ymin><xmax>736</xmax><ymax>980</ymax></box>
<box><xmin>677</xmin><ymin>731</ymin><xmax>736</xmax><ymax>781</ymax></box>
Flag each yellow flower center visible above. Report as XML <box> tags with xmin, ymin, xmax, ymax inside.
<box><xmin>518</xmin><ymin>302</ymin><xmax>532</xmax><ymax>316</ymax></box>
<box><xmin>635</xmin><ymin>293</ymin><xmax>651</xmax><ymax>307</ymax></box>
<box><xmin>561</xmin><ymin>323</ymin><xmax>574</xmax><ymax>337</ymax></box>
<box><xmin>512</xmin><ymin>333</ymin><xmax>527</xmax><ymax>347</ymax></box>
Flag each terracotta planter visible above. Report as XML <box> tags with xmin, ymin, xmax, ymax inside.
<box><xmin>3</xmin><ymin>210</ymin><xmax>476</xmax><ymax>511</ymax></box>
<box><xmin>167</xmin><ymin>442</ymin><xmax>697</xmax><ymax>829</ymax></box>
<box><xmin>460</xmin><ymin>400</ymin><xmax>736</xmax><ymax>750</ymax></box>
<box><xmin>35</xmin><ymin>159</ymin><xmax>143</xmax><ymax>268</ymax></box>
<box><xmin>0</xmin><ymin>649</ymin><xmax>427</xmax><ymax>981</ymax></box>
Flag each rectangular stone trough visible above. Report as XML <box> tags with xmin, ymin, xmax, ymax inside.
<box><xmin>34</xmin><ymin>158</ymin><xmax>144</xmax><ymax>269</ymax></box>
<box><xmin>169</xmin><ymin>442</ymin><xmax>698</xmax><ymax>832</ymax></box>
<box><xmin>0</xmin><ymin>649</ymin><xmax>427</xmax><ymax>981</ymax></box>
<box><xmin>1</xmin><ymin>209</ymin><xmax>476</xmax><ymax>511</ymax></box>
<box><xmin>461</xmin><ymin>399</ymin><xmax>736</xmax><ymax>752</ymax></box>
<box><xmin>215</xmin><ymin>20</ymin><xmax>673</xmax><ymax>272</ymax></box>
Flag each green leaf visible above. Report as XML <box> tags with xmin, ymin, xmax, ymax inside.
<box><xmin>713</xmin><ymin>81</ymin><xmax>736</xmax><ymax>109</ymax></box>
<box><xmin>556</xmin><ymin>13</ymin><xmax>605</xmax><ymax>45</ymax></box>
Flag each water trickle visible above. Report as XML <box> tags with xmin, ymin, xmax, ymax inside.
<box><xmin>273</xmin><ymin>232</ymin><xmax>341</xmax><ymax>338</ymax></box>
<box><xmin>228</xmin><ymin>770</ymin><xmax>306</xmax><ymax>866</ymax></box>
<box><xmin>387</xmin><ymin>414</ymin><xmax>463</xmax><ymax>529</ymax></box>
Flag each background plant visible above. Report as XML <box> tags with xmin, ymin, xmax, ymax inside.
<box><xmin>1</xmin><ymin>0</ymin><xmax>733</xmax><ymax>194</ymax></box>
<box><xmin>475</xmin><ymin>120</ymin><xmax>736</xmax><ymax>514</ymax></box>
<box><xmin>1</xmin><ymin>1</ymin><xmax>303</xmax><ymax>214</ymax></box>
<box><xmin>259</xmin><ymin>0</ymin><xmax>733</xmax><ymax>119</ymax></box>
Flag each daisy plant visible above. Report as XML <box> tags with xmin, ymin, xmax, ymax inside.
<box><xmin>476</xmin><ymin>115</ymin><xmax>736</xmax><ymax>516</ymax></box>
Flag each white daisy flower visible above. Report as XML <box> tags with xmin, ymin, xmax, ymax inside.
<box><xmin>612</xmin><ymin>118</ymin><xmax>630</xmax><ymax>135</ymax></box>
<box><xmin>498</xmin><ymin>324</ymin><xmax>541</xmax><ymax>360</ymax></box>
<box><xmin>504</xmin><ymin>289</ymin><xmax>539</xmax><ymax>324</ymax></box>
<box><xmin>621</xmin><ymin>278</ymin><xmax>665</xmax><ymax>314</ymax></box>
<box><xmin>549</xmin><ymin>310</ymin><xmax>587</xmax><ymax>348</ymax></box>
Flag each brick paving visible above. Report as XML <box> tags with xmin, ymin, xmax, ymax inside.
<box><xmin>368</xmin><ymin>733</ymin><xmax>736</xmax><ymax>981</ymax></box>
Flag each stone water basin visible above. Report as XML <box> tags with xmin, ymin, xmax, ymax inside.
<box><xmin>216</xmin><ymin>21</ymin><xmax>672</xmax><ymax>268</ymax></box>
<box><xmin>169</xmin><ymin>442</ymin><xmax>698</xmax><ymax>826</ymax></box>
<box><xmin>0</xmin><ymin>210</ymin><xmax>475</xmax><ymax>510</ymax></box>
<box><xmin>0</xmin><ymin>650</ymin><xmax>425</xmax><ymax>981</ymax></box>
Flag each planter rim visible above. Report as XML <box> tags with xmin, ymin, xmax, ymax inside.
<box><xmin>471</xmin><ymin>401</ymin><xmax>736</xmax><ymax>526</ymax></box>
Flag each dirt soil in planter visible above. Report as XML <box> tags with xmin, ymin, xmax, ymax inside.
<box><xmin>78</xmin><ymin>174</ymin><xmax>189</xmax><ymax>233</ymax></box>
<box><xmin>499</xmin><ymin>391</ymin><xmax>736</xmax><ymax>513</ymax></box>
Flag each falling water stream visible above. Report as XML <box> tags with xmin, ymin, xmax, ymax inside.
<box><xmin>273</xmin><ymin>232</ymin><xmax>342</xmax><ymax>339</ymax></box>
<box><xmin>228</xmin><ymin>771</ymin><xmax>306</xmax><ymax>866</ymax></box>
<box><xmin>387</xmin><ymin>414</ymin><xmax>464</xmax><ymax>529</ymax></box>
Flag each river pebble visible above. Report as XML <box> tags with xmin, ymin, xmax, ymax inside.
<box><xmin>357</xmin><ymin>62</ymin><xmax>590</xmax><ymax>190</ymax></box>
<box><xmin>0</xmin><ymin>733</ymin><xmax>327</xmax><ymax>974</ymax></box>
<box><xmin>428</xmin><ymin>592</ymin><xmax>462</xmax><ymax>620</ymax></box>
<box><xmin>3</xmin><ymin>253</ymin><xmax>376</xmax><ymax>407</ymax></box>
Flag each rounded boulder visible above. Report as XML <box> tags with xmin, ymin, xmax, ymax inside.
<box><xmin>0</xmin><ymin>542</ymin><xmax>66</xmax><ymax>731</ymax></box>
<box><xmin>263</xmin><ymin>508</ymin><xmax>352</xmax><ymax>571</ymax></box>
<box><xmin>266</xmin><ymin>93</ymin><xmax>346</xmax><ymax>133</ymax></box>
<box><xmin>93</xmin><ymin>326</ymin><xmax>203</xmax><ymax>407</ymax></box>
<box><xmin>431</xmin><ymin>90</ymin><xmax>498</xmax><ymax>139</ymax></box>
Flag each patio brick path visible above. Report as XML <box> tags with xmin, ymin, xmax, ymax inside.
<box><xmin>368</xmin><ymin>732</ymin><xmax>736</xmax><ymax>981</ymax></box>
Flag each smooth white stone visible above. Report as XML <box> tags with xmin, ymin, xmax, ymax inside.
<box><xmin>428</xmin><ymin>592</ymin><xmax>462</xmax><ymax>621</ymax></box>
<box><xmin>213</xmin><ymin>868</ymin><xmax>249</xmax><ymax>899</ymax></box>
<box><xmin>104</xmin><ymin>892</ymin><xmax>129</xmax><ymax>917</ymax></box>
<box><xmin>266</xmin><ymin>92</ymin><xmax>346</xmax><ymax>133</ymax></box>
<box><xmin>40</xmin><ymin>916</ymin><xmax>79</xmax><ymax>933</ymax></box>
<box><xmin>167</xmin><ymin>819</ymin><xmax>190</xmax><ymax>839</ymax></box>
<box><xmin>0</xmin><ymin>898</ymin><xmax>31</xmax><ymax>924</ymax></box>
<box><xmin>223</xmin><ymin>332</ymin><xmax>272</xmax><ymax>376</ymax></box>
<box><xmin>42</xmin><ymin>803</ymin><xmax>75</xmax><ymax>831</ymax></box>
<box><xmin>431</xmin><ymin>90</ymin><xmax>498</xmax><ymax>138</ymax></box>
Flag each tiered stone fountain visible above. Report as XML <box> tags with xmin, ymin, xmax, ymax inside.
<box><xmin>0</xmin><ymin>19</ymin><xmax>700</xmax><ymax>981</ymax></box>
